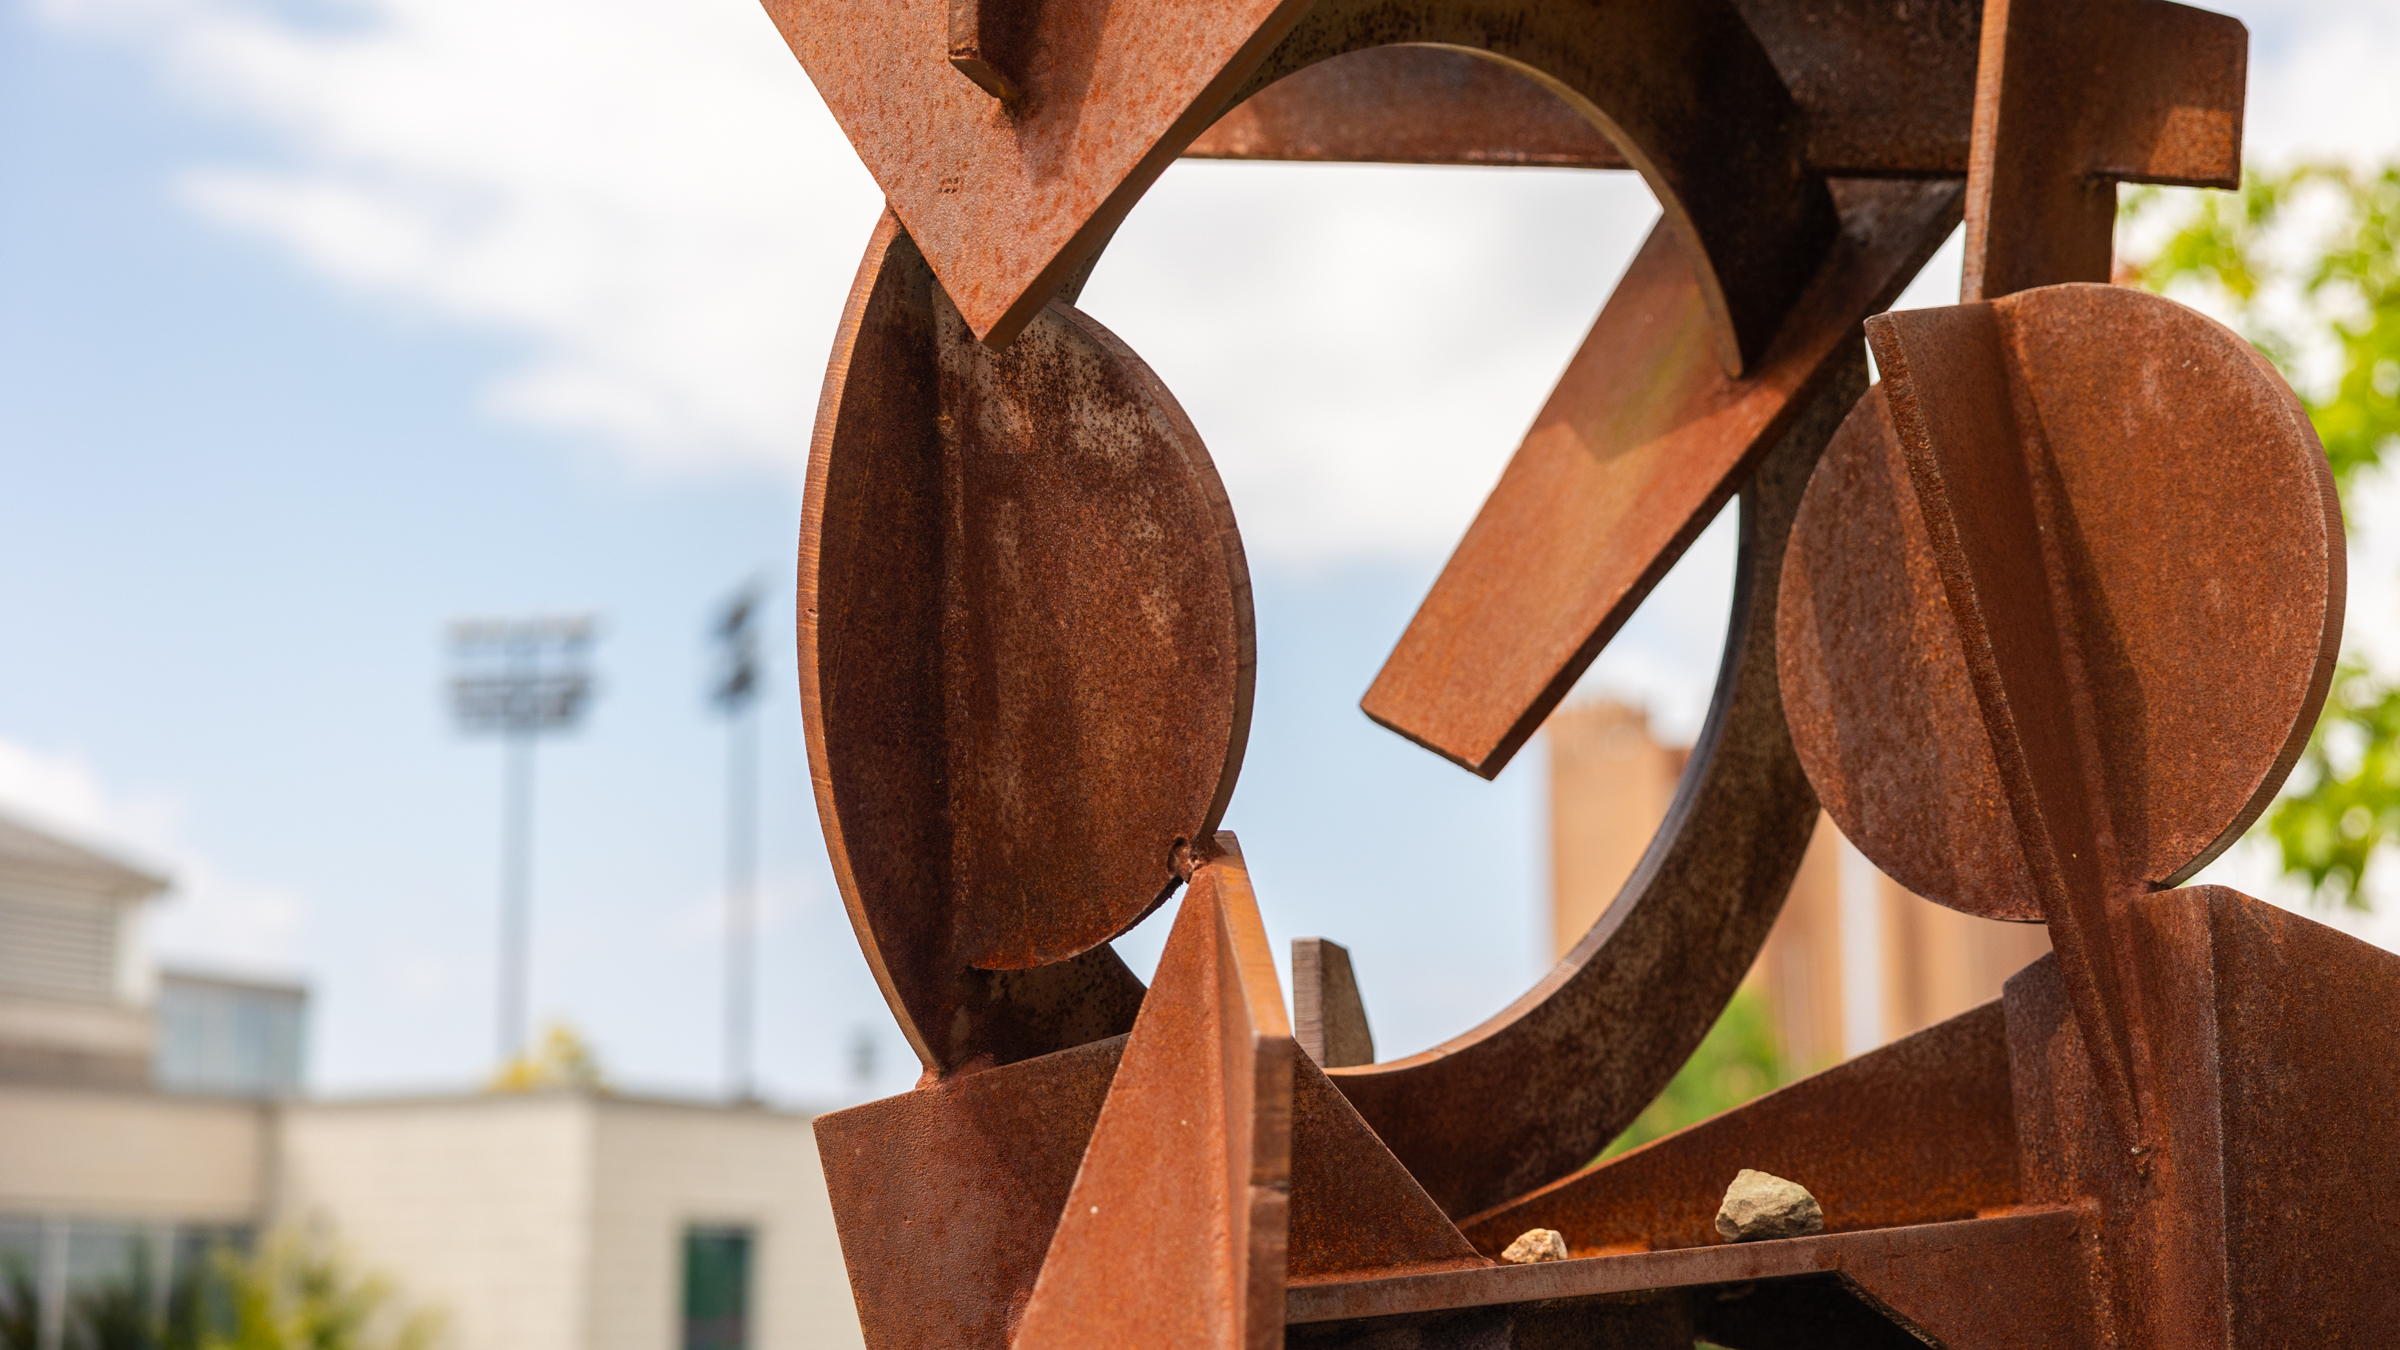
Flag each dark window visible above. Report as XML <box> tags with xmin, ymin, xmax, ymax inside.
<box><xmin>680</xmin><ymin>1226</ymin><xmax>751</xmax><ymax>1350</ymax></box>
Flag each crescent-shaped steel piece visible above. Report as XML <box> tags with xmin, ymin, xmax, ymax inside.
<box><xmin>1324</xmin><ymin>353</ymin><xmax>1856</xmax><ymax>1218</ymax></box>
<box><xmin>800</xmin><ymin>213</ymin><xmax>1254</xmax><ymax>1074</ymax></box>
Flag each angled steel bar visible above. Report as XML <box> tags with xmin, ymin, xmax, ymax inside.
<box><xmin>1362</xmin><ymin>180</ymin><xmax>1960</xmax><ymax>779</ymax></box>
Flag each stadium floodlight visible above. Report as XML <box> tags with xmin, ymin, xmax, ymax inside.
<box><xmin>447</xmin><ymin>613</ymin><xmax>597</xmax><ymax>1067</ymax></box>
<box><xmin>711</xmin><ymin>582</ymin><xmax>765</xmax><ymax>1103</ymax></box>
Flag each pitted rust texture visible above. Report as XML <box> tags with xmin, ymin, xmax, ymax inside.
<box><xmin>812</xmin><ymin>1034</ymin><xmax>1124</xmax><ymax>1350</ymax></box>
<box><xmin>1784</xmin><ymin>281</ymin><xmax>2341</xmax><ymax>1147</ymax></box>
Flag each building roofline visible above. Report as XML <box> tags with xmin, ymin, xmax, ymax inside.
<box><xmin>0</xmin><ymin>807</ymin><xmax>170</xmax><ymax>901</ymax></box>
<box><xmin>288</xmin><ymin>1084</ymin><xmax>827</xmax><ymax>1119</ymax></box>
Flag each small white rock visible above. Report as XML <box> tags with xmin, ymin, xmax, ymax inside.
<box><xmin>1500</xmin><ymin>1228</ymin><xmax>1569</xmax><ymax>1264</ymax></box>
<box><xmin>1714</xmin><ymin>1169</ymin><xmax>1824</xmax><ymax>1243</ymax></box>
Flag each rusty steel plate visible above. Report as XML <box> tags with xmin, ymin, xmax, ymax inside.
<box><xmin>800</xmin><ymin>214</ymin><xmax>1253</xmax><ymax>1070</ymax></box>
<box><xmin>1780</xmin><ymin>282</ymin><xmax>2342</xmax><ymax>922</ymax></box>
<box><xmin>1962</xmin><ymin>0</ymin><xmax>2244</xmax><ymax>300</ymax></box>
<box><xmin>1013</xmin><ymin>838</ymin><xmax>1293</xmax><ymax>1350</ymax></box>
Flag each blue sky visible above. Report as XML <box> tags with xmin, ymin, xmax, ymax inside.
<box><xmin>3</xmin><ymin>0</ymin><xmax>2396</xmax><ymax>1105</ymax></box>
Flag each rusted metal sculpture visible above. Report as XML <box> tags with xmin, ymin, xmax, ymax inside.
<box><xmin>773</xmin><ymin>0</ymin><xmax>2400</xmax><ymax>1344</ymax></box>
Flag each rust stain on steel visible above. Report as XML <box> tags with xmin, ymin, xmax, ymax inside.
<box><xmin>1189</xmin><ymin>0</ymin><xmax>1989</xmax><ymax>178</ymax></box>
<box><xmin>1963</xmin><ymin>0</ymin><xmax>2246</xmax><ymax>301</ymax></box>
<box><xmin>812</xmin><ymin>1034</ymin><xmax>1124</xmax><ymax>1350</ymax></box>
<box><xmin>799</xmin><ymin>213</ymin><xmax>1251</xmax><ymax>1073</ymax></box>
<box><xmin>1326</xmin><ymin>352</ymin><xmax>1855</xmax><ymax>1220</ymax></box>
<box><xmin>761</xmin><ymin>0</ymin><xmax>1315</xmax><ymax>346</ymax></box>
<box><xmin>1363</xmin><ymin>179</ymin><xmax>1960</xmax><ymax>781</ymax></box>
<box><xmin>1014</xmin><ymin>836</ymin><xmax>1292</xmax><ymax>1350</ymax></box>
<box><xmin>1287</xmin><ymin>1052</ymin><xmax>1485</xmax><ymax>1284</ymax></box>
<box><xmin>776</xmin><ymin>2</ymin><xmax>2400</xmax><ymax>1345</ymax></box>
<box><xmin>1458</xmin><ymin>1001</ymin><xmax>2019</xmax><ymax>1259</ymax></box>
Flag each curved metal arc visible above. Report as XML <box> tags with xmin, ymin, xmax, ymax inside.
<box><xmin>1324</xmin><ymin>351</ymin><xmax>1860</xmax><ymax>1218</ymax></box>
<box><xmin>1219</xmin><ymin>1</ymin><xmax>1835</xmax><ymax>375</ymax></box>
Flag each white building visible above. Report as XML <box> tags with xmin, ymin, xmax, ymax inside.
<box><xmin>0</xmin><ymin>810</ymin><xmax>863</xmax><ymax>1350</ymax></box>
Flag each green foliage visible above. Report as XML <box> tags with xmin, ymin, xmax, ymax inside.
<box><xmin>1601</xmin><ymin>987</ymin><xmax>1790</xmax><ymax>1160</ymax></box>
<box><xmin>2129</xmin><ymin>164</ymin><xmax>2400</xmax><ymax>907</ymax></box>
<box><xmin>197</xmin><ymin>1233</ymin><xmax>439</xmax><ymax>1350</ymax></box>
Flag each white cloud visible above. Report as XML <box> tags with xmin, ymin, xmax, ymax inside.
<box><xmin>2241</xmin><ymin>0</ymin><xmax>2400</xmax><ymax>167</ymax></box>
<box><xmin>0</xmin><ymin>739</ymin><xmax>306</xmax><ymax>976</ymax></box>
<box><xmin>37</xmin><ymin>0</ymin><xmax>885</xmax><ymax>475</ymax></box>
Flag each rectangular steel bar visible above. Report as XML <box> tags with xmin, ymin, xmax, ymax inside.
<box><xmin>1292</xmin><ymin>937</ymin><xmax>1373</xmax><ymax>1069</ymax></box>
<box><xmin>1362</xmin><ymin>179</ymin><xmax>1961</xmax><ymax>777</ymax></box>
<box><xmin>1962</xmin><ymin>0</ymin><xmax>2245</xmax><ymax>301</ymax></box>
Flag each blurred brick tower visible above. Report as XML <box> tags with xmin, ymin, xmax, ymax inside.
<box><xmin>1546</xmin><ymin>700</ymin><xmax>2052</xmax><ymax>1068</ymax></box>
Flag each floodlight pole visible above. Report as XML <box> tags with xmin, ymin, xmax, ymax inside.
<box><xmin>448</xmin><ymin>614</ymin><xmax>595</xmax><ymax>1072</ymax></box>
<box><xmin>714</xmin><ymin>583</ymin><xmax>765</xmax><ymax>1103</ymax></box>
<box><xmin>499</xmin><ymin>728</ymin><xmax>537</xmax><ymax>1064</ymax></box>
<box><xmin>724</xmin><ymin>684</ymin><xmax>759</xmax><ymax>1101</ymax></box>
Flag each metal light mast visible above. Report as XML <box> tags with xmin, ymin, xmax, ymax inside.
<box><xmin>711</xmin><ymin>583</ymin><xmax>765</xmax><ymax>1102</ymax></box>
<box><xmin>448</xmin><ymin>614</ymin><xmax>596</xmax><ymax>1067</ymax></box>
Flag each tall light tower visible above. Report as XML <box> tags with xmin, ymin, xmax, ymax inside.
<box><xmin>448</xmin><ymin>615</ymin><xmax>596</xmax><ymax>1067</ymax></box>
<box><xmin>711</xmin><ymin>583</ymin><xmax>765</xmax><ymax>1102</ymax></box>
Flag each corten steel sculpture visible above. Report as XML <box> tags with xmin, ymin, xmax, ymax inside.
<box><xmin>771</xmin><ymin>0</ymin><xmax>2400</xmax><ymax>1343</ymax></box>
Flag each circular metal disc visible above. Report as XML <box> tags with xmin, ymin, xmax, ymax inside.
<box><xmin>1780</xmin><ymin>284</ymin><xmax>2342</xmax><ymax>918</ymax></box>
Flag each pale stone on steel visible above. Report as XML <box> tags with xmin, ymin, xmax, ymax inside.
<box><xmin>1714</xmin><ymin>1169</ymin><xmax>1825</xmax><ymax>1242</ymax></box>
<box><xmin>1500</xmin><ymin>1229</ymin><xmax>1569</xmax><ymax>1264</ymax></box>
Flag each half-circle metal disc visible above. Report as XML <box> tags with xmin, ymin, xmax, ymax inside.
<box><xmin>801</xmin><ymin>214</ymin><xmax>1253</xmax><ymax>1069</ymax></box>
